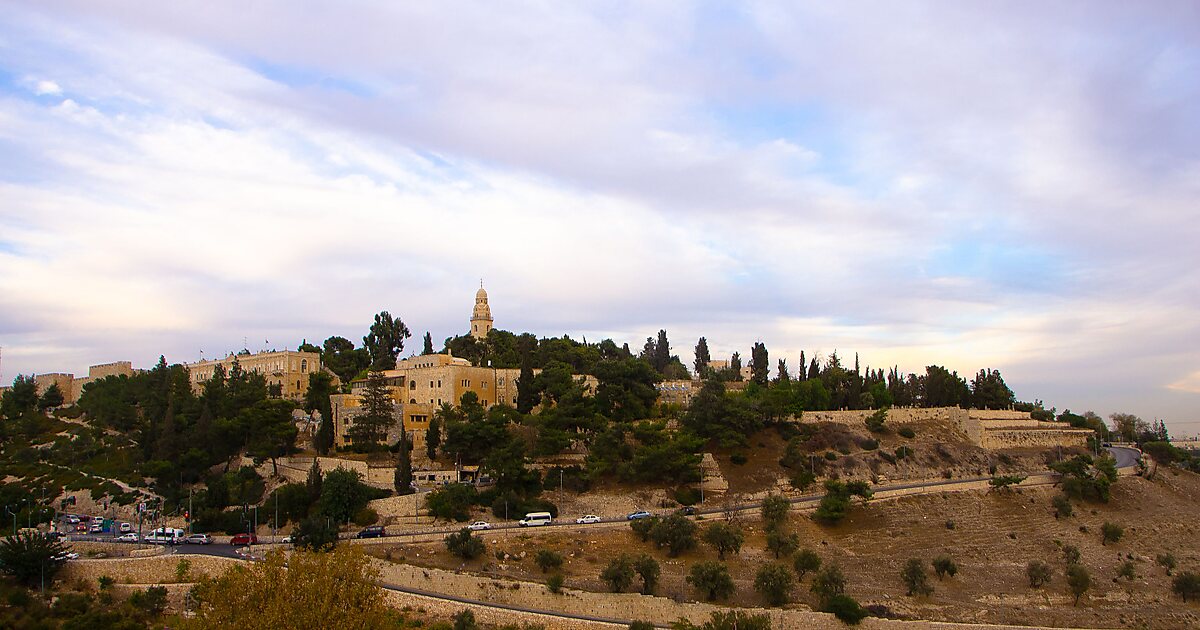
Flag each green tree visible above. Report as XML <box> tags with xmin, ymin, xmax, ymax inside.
<box><xmin>672</xmin><ymin>610</ymin><xmax>772</xmax><ymax>630</ymax></box>
<box><xmin>445</xmin><ymin>528</ymin><xmax>485</xmax><ymax>560</ymax></box>
<box><xmin>422</xmin><ymin>332</ymin><xmax>434</xmax><ymax>355</ymax></box>
<box><xmin>1066</xmin><ymin>564</ymin><xmax>1090</xmax><ymax>606</ymax></box>
<box><xmin>810</xmin><ymin>564</ymin><xmax>847</xmax><ymax>604</ymax></box>
<box><xmin>864</xmin><ymin>407</ymin><xmax>888</xmax><ymax>433</ymax></box>
<box><xmin>291</xmin><ymin>515</ymin><xmax>338</xmax><ymax>551</ymax></box>
<box><xmin>321</xmin><ymin>336</ymin><xmax>371</xmax><ymax>385</ymax></box>
<box><xmin>363</xmin><ymin>310</ymin><xmax>411</xmax><ymax>371</ymax></box>
<box><xmin>813</xmin><ymin>479</ymin><xmax>872</xmax><ymax>525</ymax></box>
<box><xmin>593</xmin><ymin>357</ymin><xmax>661</xmax><ymax>421</ymax></box>
<box><xmin>921</xmin><ymin>365</ymin><xmax>969</xmax><ymax>408</ymax></box>
<box><xmin>425</xmin><ymin>484</ymin><xmax>478</xmax><ymax>522</ymax></box>
<box><xmin>760</xmin><ymin>493</ymin><xmax>790</xmax><ymax>530</ymax></box>
<box><xmin>349</xmin><ymin>371</ymin><xmax>394</xmax><ymax>445</ymax></box>
<box><xmin>989</xmin><ymin>475</ymin><xmax>1027</xmax><ymax>491</ymax></box>
<box><xmin>1157</xmin><ymin>553</ymin><xmax>1177</xmax><ymax>576</ymax></box>
<box><xmin>822</xmin><ymin>594</ymin><xmax>868</xmax><ymax>625</ymax></box>
<box><xmin>750</xmin><ymin>342</ymin><xmax>769</xmax><ymax>385</ymax></box>
<box><xmin>1142</xmin><ymin>441</ymin><xmax>1180</xmax><ymax>479</ymax></box>
<box><xmin>516</xmin><ymin>333</ymin><xmax>540</xmax><ymax>414</ymax></box>
<box><xmin>426</xmin><ymin>417</ymin><xmax>442</xmax><ymax>460</ymax></box>
<box><xmin>38</xmin><ymin>383</ymin><xmax>64</xmax><ymax>410</ymax></box>
<box><xmin>243</xmin><ymin>399</ymin><xmax>299</xmax><ymax>476</ymax></box>
<box><xmin>1101</xmin><ymin>522</ymin><xmax>1123</xmax><ymax>546</ymax></box>
<box><xmin>1052</xmin><ymin>494</ymin><xmax>1073</xmax><ymax>518</ymax></box>
<box><xmin>687</xmin><ymin>561</ymin><xmax>735</xmax><ymax>601</ymax></box>
<box><xmin>601</xmin><ymin>555</ymin><xmax>635</xmax><ymax>592</ymax></box>
<box><xmin>535</xmin><ymin>549</ymin><xmax>563</xmax><ymax>573</ymax></box>
<box><xmin>754</xmin><ymin>562</ymin><xmax>795</xmax><ymax>606</ymax></box>
<box><xmin>394</xmin><ymin>431</ymin><xmax>413</xmax><ymax>495</ymax></box>
<box><xmin>933</xmin><ymin>555</ymin><xmax>958</xmax><ymax>579</ymax></box>
<box><xmin>633</xmin><ymin>554</ymin><xmax>660</xmax><ymax>594</ymax></box>
<box><xmin>318</xmin><ymin>467</ymin><xmax>369</xmax><ymax>524</ymax></box>
<box><xmin>969</xmin><ymin>369</ymin><xmax>1015</xmax><ymax>410</ymax></box>
<box><xmin>0</xmin><ymin>531</ymin><xmax>69</xmax><ymax>587</ymax></box>
<box><xmin>1</xmin><ymin>374</ymin><xmax>39</xmax><ymax>419</ymax></box>
<box><xmin>648</xmin><ymin>513</ymin><xmax>698</xmax><ymax>557</ymax></box>
<box><xmin>694</xmin><ymin>337</ymin><xmax>712</xmax><ymax>378</ymax></box>
<box><xmin>766</xmin><ymin>528</ymin><xmax>800</xmax><ymax>559</ymax></box>
<box><xmin>901</xmin><ymin>558</ymin><xmax>933</xmax><ymax>596</ymax></box>
<box><xmin>1062</xmin><ymin>544</ymin><xmax>1081</xmax><ymax>565</ymax></box>
<box><xmin>702</xmin><ymin>522</ymin><xmax>745</xmax><ymax>560</ymax></box>
<box><xmin>794</xmin><ymin>549</ymin><xmax>822</xmax><ymax>579</ymax></box>
<box><xmin>305</xmin><ymin>372</ymin><xmax>337</xmax><ymax>455</ymax></box>
<box><xmin>1026</xmin><ymin>560</ymin><xmax>1052</xmax><ymax>588</ymax></box>
<box><xmin>1173</xmin><ymin>572</ymin><xmax>1200</xmax><ymax>602</ymax></box>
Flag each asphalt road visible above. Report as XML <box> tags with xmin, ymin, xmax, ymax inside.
<box><xmin>1108</xmin><ymin>445</ymin><xmax>1142</xmax><ymax>469</ymax></box>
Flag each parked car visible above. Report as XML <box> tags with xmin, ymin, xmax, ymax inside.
<box><xmin>626</xmin><ymin>510</ymin><xmax>652</xmax><ymax>520</ymax></box>
<box><xmin>230</xmin><ymin>533</ymin><xmax>258</xmax><ymax>546</ymax></box>
<box><xmin>65</xmin><ymin>515</ymin><xmax>80</xmax><ymax>525</ymax></box>
<box><xmin>44</xmin><ymin>531</ymin><xmax>66</xmax><ymax>541</ymax></box>
<box><xmin>467</xmin><ymin>521</ymin><xmax>491</xmax><ymax>531</ymax></box>
<box><xmin>89</xmin><ymin>523</ymin><xmax>104</xmax><ymax>533</ymax></box>
<box><xmin>185</xmin><ymin>534</ymin><xmax>213</xmax><ymax>545</ymax></box>
<box><xmin>116</xmin><ymin>533</ymin><xmax>140</xmax><ymax>542</ymax></box>
<box><xmin>119</xmin><ymin>522</ymin><xmax>133</xmax><ymax>533</ymax></box>
<box><xmin>281</xmin><ymin>535</ymin><xmax>293</xmax><ymax>544</ymax></box>
<box><xmin>52</xmin><ymin>551</ymin><xmax>79</xmax><ymax>561</ymax></box>
<box><xmin>74</xmin><ymin>524</ymin><xmax>87</xmax><ymax>533</ymax></box>
<box><xmin>575</xmin><ymin>514</ymin><xmax>601</xmax><ymax>524</ymax></box>
<box><xmin>356</xmin><ymin>525</ymin><xmax>386</xmax><ymax>539</ymax></box>
<box><xmin>678</xmin><ymin>506</ymin><xmax>697</xmax><ymax>516</ymax></box>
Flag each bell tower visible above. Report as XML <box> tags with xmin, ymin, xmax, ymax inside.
<box><xmin>470</xmin><ymin>283</ymin><xmax>493</xmax><ymax>340</ymax></box>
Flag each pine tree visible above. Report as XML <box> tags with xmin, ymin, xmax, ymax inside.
<box><xmin>349</xmin><ymin>371</ymin><xmax>394</xmax><ymax>445</ymax></box>
<box><xmin>694</xmin><ymin>337</ymin><xmax>712</xmax><ymax>377</ymax></box>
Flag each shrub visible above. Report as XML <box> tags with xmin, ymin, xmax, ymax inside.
<box><xmin>128</xmin><ymin>585</ymin><xmax>168</xmax><ymax>616</ymax></box>
<box><xmin>1026</xmin><ymin>560</ymin><xmax>1052</xmax><ymax>588</ymax></box>
<box><xmin>1101</xmin><ymin>522</ymin><xmax>1123</xmax><ymax>546</ymax></box>
<box><xmin>901</xmin><ymin>558</ymin><xmax>933</xmax><ymax>596</ymax></box>
<box><xmin>760</xmin><ymin>494</ymin><xmax>790</xmax><ymax>530</ymax></box>
<box><xmin>175</xmin><ymin>557</ymin><xmax>192</xmax><ymax>582</ymax></box>
<box><xmin>445</xmin><ymin>528</ymin><xmax>485</xmax><ymax>560</ymax></box>
<box><xmin>1173</xmin><ymin>572</ymin><xmax>1200</xmax><ymax>602</ymax></box>
<box><xmin>673</xmin><ymin>486</ymin><xmax>702</xmax><ymax>506</ymax></box>
<box><xmin>687</xmin><ymin>561</ymin><xmax>735</xmax><ymax>601</ymax></box>
<box><xmin>1062</xmin><ymin>545</ymin><xmax>1081</xmax><ymax>565</ymax></box>
<box><xmin>754</xmin><ymin>562</ymin><xmax>795</xmax><ymax>606</ymax></box>
<box><xmin>864</xmin><ymin>408</ymin><xmax>888</xmax><ymax>433</ymax></box>
<box><xmin>894</xmin><ymin>446</ymin><xmax>913</xmax><ymax>459</ymax></box>
<box><xmin>1066</xmin><ymin>564</ymin><xmax>1090</xmax><ymax>606</ymax></box>
<box><xmin>453</xmin><ymin>609</ymin><xmax>477</xmax><ymax>630</ymax></box>
<box><xmin>823</xmin><ymin>594</ymin><xmax>868</xmax><ymax>625</ymax></box>
<box><xmin>535</xmin><ymin>549</ymin><xmax>563</xmax><ymax>573</ymax></box>
<box><xmin>628</xmin><ymin>622</ymin><xmax>654</xmax><ymax>630</ymax></box>
<box><xmin>989</xmin><ymin>475</ymin><xmax>1027</xmax><ymax>491</ymax></box>
<box><xmin>1052</xmin><ymin>495</ymin><xmax>1073</xmax><ymax>518</ymax></box>
<box><xmin>630</xmin><ymin>515</ymin><xmax>659</xmax><ymax>542</ymax></box>
<box><xmin>944</xmin><ymin>519</ymin><xmax>955</xmax><ymax>530</ymax></box>
<box><xmin>898</xmin><ymin>427</ymin><xmax>916</xmax><ymax>439</ymax></box>
<box><xmin>932</xmin><ymin>555</ymin><xmax>957</xmax><ymax>579</ymax></box>
<box><xmin>825</xmin><ymin>451</ymin><xmax>838</xmax><ymax>461</ymax></box>
<box><xmin>857</xmin><ymin>438</ymin><xmax>879</xmax><ymax>451</ymax></box>
<box><xmin>1157</xmin><ymin>553</ymin><xmax>1177</xmax><ymax>575</ymax></box>
<box><xmin>546</xmin><ymin>573</ymin><xmax>564</xmax><ymax>594</ymax></box>
<box><xmin>352</xmin><ymin>507</ymin><xmax>379</xmax><ymax>527</ymax></box>
<box><xmin>601</xmin><ymin>555</ymin><xmax>635</xmax><ymax>593</ymax></box>
<box><xmin>1118</xmin><ymin>560</ymin><xmax>1136</xmax><ymax>581</ymax></box>
<box><xmin>729</xmin><ymin>452</ymin><xmax>748</xmax><ymax>465</ymax></box>
<box><xmin>648</xmin><ymin>513</ymin><xmax>698</xmax><ymax>557</ymax></box>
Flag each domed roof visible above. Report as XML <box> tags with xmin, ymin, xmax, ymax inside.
<box><xmin>476</xmin><ymin>286</ymin><xmax>488</xmax><ymax>300</ymax></box>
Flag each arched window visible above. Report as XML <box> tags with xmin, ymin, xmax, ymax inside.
<box><xmin>301</xmin><ymin>359</ymin><xmax>308</xmax><ymax>372</ymax></box>
<box><xmin>409</xmin><ymin>381</ymin><xmax>416</xmax><ymax>390</ymax></box>
<box><xmin>410</xmin><ymin>399</ymin><xmax>416</xmax><ymax>404</ymax></box>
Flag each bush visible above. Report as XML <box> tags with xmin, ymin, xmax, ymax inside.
<box><xmin>633</xmin><ymin>554</ymin><xmax>660</xmax><ymax>595</ymax></box>
<box><xmin>760</xmin><ymin>494</ymin><xmax>790</xmax><ymax>530</ymax></box>
<box><xmin>1173</xmin><ymin>571</ymin><xmax>1200</xmax><ymax>602</ymax></box>
<box><xmin>729</xmin><ymin>452</ymin><xmax>748</xmax><ymax>465</ymax></box>
<box><xmin>673</xmin><ymin>486</ymin><xmax>702</xmax><ymax>506</ymax></box>
<box><xmin>766</xmin><ymin>529</ymin><xmax>800</xmax><ymax>559</ymax></box>
<box><xmin>1101</xmin><ymin>522</ymin><xmax>1123</xmax><ymax>545</ymax></box>
<box><xmin>547</xmin><ymin>573</ymin><xmax>564</xmax><ymax>594</ymax></box>
<box><xmin>1052</xmin><ymin>494</ymin><xmax>1073</xmax><ymax>518</ymax></box>
<box><xmin>426</xmin><ymin>484</ymin><xmax>479</xmax><ymax>522</ymax></box>
<box><xmin>702</xmin><ymin>522</ymin><xmax>745</xmax><ymax>560</ymax></box>
<box><xmin>901</xmin><ymin>558</ymin><xmax>933</xmax><ymax>596</ymax></box>
<box><xmin>1118</xmin><ymin>560</ymin><xmax>1136</xmax><ymax>581</ymax></box>
<box><xmin>864</xmin><ymin>408</ymin><xmax>888</xmax><ymax>433</ymax></box>
<box><xmin>535</xmin><ymin>549</ymin><xmax>563</xmax><ymax>573</ymax></box>
<box><xmin>453</xmin><ymin>609</ymin><xmax>477</xmax><ymax>630</ymax></box>
<box><xmin>811</xmin><ymin>564</ymin><xmax>847</xmax><ymax>604</ymax></box>
<box><xmin>894</xmin><ymin>446</ymin><xmax>913</xmax><ymax>459</ymax></box>
<box><xmin>128</xmin><ymin>585</ymin><xmax>168</xmax><ymax>616</ymax></box>
<box><xmin>1026</xmin><ymin>560</ymin><xmax>1052</xmax><ymax>588</ymax></box>
<box><xmin>898</xmin><ymin>426</ymin><xmax>916</xmax><ymax>439</ymax></box>
<box><xmin>687</xmin><ymin>561</ymin><xmax>735</xmax><ymax>601</ymax></box>
<box><xmin>1157</xmin><ymin>553</ymin><xmax>1177</xmax><ymax>575</ymax></box>
<box><xmin>630</xmin><ymin>515</ymin><xmax>659</xmax><ymax>542</ymax></box>
<box><xmin>1062</xmin><ymin>544</ymin><xmax>1081</xmax><ymax>565</ymax></box>
<box><xmin>352</xmin><ymin>507</ymin><xmax>379</xmax><ymax>527</ymax></box>
<box><xmin>823</xmin><ymin>594</ymin><xmax>868</xmax><ymax>625</ymax></box>
<box><xmin>932</xmin><ymin>555</ymin><xmax>958</xmax><ymax>579</ymax></box>
<box><xmin>648</xmin><ymin>513</ymin><xmax>698</xmax><ymax>557</ymax></box>
<box><xmin>445</xmin><ymin>528</ymin><xmax>486</xmax><ymax>560</ymax></box>
<box><xmin>754</xmin><ymin>562</ymin><xmax>795</xmax><ymax>606</ymax></box>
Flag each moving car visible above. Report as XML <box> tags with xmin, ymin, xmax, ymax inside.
<box><xmin>74</xmin><ymin>524</ymin><xmax>87</xmax><ymax>533</ymax></box>
<box><xmin>230</xmin><ymin>533</ymin><xmax>258</xmax><ymax>545</ymax></box>
<box><xmin>626</xmin><ymin>510</ymin><xmax>652</xmax><ymax>520</ymax></box>
<box><xmin>119</xmin><ymin>522</ymin><xmax>133</xmax><ymax>533</ymax></box>
<box><xmin>52</xmin><ymin>551</ymin><xmax>79</xmax><ymax>561</ymax></box>
<box><xmin>467</xmin><ymin>521</ymin><xmax>491</xmax><ymax>531</ymax></box>
<box><xmin>185</xmin><ymin>533</ymin><xmax>213</xmax><ymax>545</ymax></box>
<box><xmin>281</xmin><ymin>535</ymin><xmax>293</xmax><ymax>544</ymax></box>
<box><xmin>575</xmin><ymin>514</ymin><xmax>601</xmax><ymax>524</ymax></box>
<box><xmin>518</xmin><ymin>512</ymin><xmax>552</xmax><ymax>527</ymax></box>
<box><xmin>116</xmin><ymin>533</ymin><xmax>140</xmax><ymax>542</ymax></box>
<box><xmin>89</xmin><ymin>522</ymin><xmax>104</xmax><ymax>533</ymax></box>
<box><xmin>678</xmin><ymin>506</ymin><xmax>697</xmax><ymax>516</ymax></box>
<box><xmin>356</xmin><ymin>525</ymin><xmax>385</xmax><ymax>539</ymax></box>
<box><xmin>145</xmin><ymin>528</ymin><xmax>186</xmax><ymax>545</ymax></box>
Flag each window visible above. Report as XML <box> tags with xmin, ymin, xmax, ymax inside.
<box><xmin>301</xmin><ymin>359</ymin><xmax>308</xmax><ymax>372</ymax></box>
<box><xmin>429</xmin><ymin>381</ymin><xmax>434</xmax><ymax>388</ymax></box>
<box><xmin>498</xmin><ymin>378</ymin><xmax>504</xmax><ymax>386</ymax></box>
<box><xmin>437</xmin><ymin>380</ymin><xmax>441</xmax><ymax>388</ymax></box>
<box><xmin>482</xmin><ymin>381</ymin><xmax>488</xmax><ymax>389</ymax></box>
<box><xmin>409</xmin><ymin>381</ymin><xmax>416</xmax><ymax>390</ymax></box>
<box><xmin>410</xmin><ymin>399</ymin><xmax>416</xmax><ymax>404</ymax></box>
<box><xmin>296</xmin><ymin>380</ymin><xmax>301</xmax><ymax>390</ymax></box>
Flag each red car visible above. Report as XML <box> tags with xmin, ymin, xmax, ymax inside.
<box><xmin>230</xmin><ymin>533</ymin><xmax>258</xmax><ymax>546</ymax></box>
<box><xmin>75</xmin><ymin>524</ymin><xmax>87</xmax><ymax>533</ymax></box>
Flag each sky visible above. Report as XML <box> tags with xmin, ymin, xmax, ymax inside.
<box><xmin>0</xmin><ymin>2</ymin><xmax>1198</xmax><ymax>435</ymax></box>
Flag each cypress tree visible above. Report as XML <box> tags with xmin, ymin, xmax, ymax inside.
<box><xmin>694</xmin><ymin>337</ymin><xmax>712</xmax><ymax>377</ymax></box>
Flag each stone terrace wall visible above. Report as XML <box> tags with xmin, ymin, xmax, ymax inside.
<box><xmin>980</xmin><ymin>428</ymin><xmax>1090</xmax><ymax>449</ymax></box>
<box><xmin>58</xmin><ymin>554</ymin><xmax>240</xmax><ymax>586</ymax></box>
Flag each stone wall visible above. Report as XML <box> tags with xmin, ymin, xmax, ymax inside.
<box><xmin>794</xmin><ymin>407</ymin><xmax>1093</xmax><ymax>451</ymax></box>
<box><xmin>58</xmin><ymin>554</ymin><xmax>240</xmax><ymax>586</ymax></box>
<box><xmin>979</xmin><ymin>428</ymin><xmax>1090</xmax><ymax>449</ymax></box>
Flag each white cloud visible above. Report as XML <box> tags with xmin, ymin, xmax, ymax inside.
<box><xmin>34</xmin><ymin>79</ymin><xmax>61</xmax><ymax>95</ymax></box>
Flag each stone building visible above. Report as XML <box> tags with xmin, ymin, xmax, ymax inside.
<box><xmin>20</xmin><ymin>361</ymin><xmax>137</xmax><ymax>405</ymax></box>
<box><xmin>470</xmin><ymin>284</ymin><xmax>494</xmax><ymax>340</ymax></box>
<box><xmin>184</xmin><ymin>349</ymin><xmax>322</xmax><ymax>400</ymax></box>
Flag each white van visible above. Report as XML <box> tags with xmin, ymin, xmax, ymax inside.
<box><xmin>144</xmin><ymin>527</ymin><xmax>186</xmax><ymax>544</ymax></box>
<box><xmin>518</xmin><ymin>512</ymin><xmax>552</xmax><ymax>527</ymax></box>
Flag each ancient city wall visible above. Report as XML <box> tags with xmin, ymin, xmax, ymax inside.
<box><xmin>58</xmin><ymin>554</ymin><xmax>240</xmax><ymax>586</ymax></box>
<box><xmin>979</xmin><ymin>428</ymin><xmax>1089</xmax><ymax>449</ymax></box>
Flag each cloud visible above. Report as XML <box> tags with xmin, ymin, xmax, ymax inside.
<box><xmin>0</xmin><ymin>2</ymin><xmax>1197</xmax><ymax>430</ymax></box>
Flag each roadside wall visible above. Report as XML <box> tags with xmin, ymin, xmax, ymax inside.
<box><xmin>58</xmin><ymin>554</ymin><xmax>240</xmax><ymax>586</ymax></box>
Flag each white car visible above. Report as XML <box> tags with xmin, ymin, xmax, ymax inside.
<box><xmin>116</xmin><ymin>533</ymin><xmax>140</xmax><ymax>542</ymax></box>
<box><xmin>467</xmin><ymin>521</ymin><xmax>492</xmax><ymax>531</ymax></box>
<box><xmin>52</xmin><ymin>551</ymin><xmax>80</xmax><ymax>561</ymax></box>
<box><xmin>575</xmin><ymin>514</ymin><xmax>601</xmax><ymax>524</ymax></box>
<box><xmin>119</xmin><ymin>522</ymin><xmax>133</xmax><ymax>533</ymax></box>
